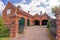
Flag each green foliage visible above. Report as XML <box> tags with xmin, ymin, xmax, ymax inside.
<box><xmin>0</xmin><ymin>16</ymin><xmax>3</xmax><ymax>26</ymax></box>
<box><xmin>51</xmin><ymin>6</ymin><xmax>60</xmax><ymax>13</ymax></box>
<box><xmin>0</xmin><ymin>37</ymin><xmax>9</xmax><ymax>40</ymax></box>
<box><xmin>0</xmin><ymin>26</ymin><xmax>9</xmax><ymax>37</ymax></box>
<box><xmin>47</xmin><ymin>19</ymin><xmax>56</xmax><ymax>28</ymax></box>
<box><xmin>47</xmin><ymin>20</ymin><xmax>50</xmax><ymax>28</ymax></box>
<box><xmin>49</xmin><ymin>19</ymin><xmax>56</xmax><ymax>27</ymax></box>
<box><xmin>0</xmin><ymin>16</ymin><xmax>9</xmax><ymax>37</ymax></box>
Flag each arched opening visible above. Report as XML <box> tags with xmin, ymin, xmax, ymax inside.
<box><xmin>42</xmin><ymin>20</ymin><xmax>48</xmax><ymax>25</ymax></box>
<box><xmin>34</xmin><ymin>20</ymin><xmax>40</xmax><ymax>25</ymax></box>
<box><xmin>27</xmin><ymin>19</ymin><xmax>30</xmax><ymax>26</ymax></box>
<box><xmin>19</xmin><ymin>17</ymin><xmax>25</xmax><ymax>33</ymax></box>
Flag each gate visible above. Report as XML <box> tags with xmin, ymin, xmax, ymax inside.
<box><xmin>19</xmin><ymin>17</ymin><xmax>25</xmax><ymax>33</ymax></box>
<box><xmin>27</xmin><ymin>19</ymin><xmax>30</xmax><ymax>26</ymax></box>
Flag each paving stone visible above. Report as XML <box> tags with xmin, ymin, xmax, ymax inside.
<box><xmin>10</xmin><ymin>26</ymin><xmax>50</xmax><ymax>40</ymax></box>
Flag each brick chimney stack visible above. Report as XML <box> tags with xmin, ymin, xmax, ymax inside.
<box><xmin>28</xmin><ymin>11</ymin><xmax>30</xmax><ymax>14</ymax></box>
<box><xmin>40</xmin><ymin>11</ymin><xmax>42</xmax><ymax>16</ymax></box>
<box><xmin>17</xmin><ymin>6</ymin><xmax>22</xmax><ymax>10</ymax></box>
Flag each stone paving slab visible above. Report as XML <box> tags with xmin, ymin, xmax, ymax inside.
<box><xmin>10</xmin><ymin>26</ymin><xmax>50</xmax><ymax>40</ymax></box>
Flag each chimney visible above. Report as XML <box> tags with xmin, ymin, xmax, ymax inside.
<box><xmin>17</xmin><ymin>6</ymin><xmax>21</xmax><ymax>8</ymax></box>
<box><xmin>40</xmin><ymin>11</ymin><xmax>42</xmax><ymax>16</ymax></box>
<box><xmin>17</xmin><ymin>6</ymin><xmax>22</xmax><ymax>10</ymax></box>
<box><xmin>28</xmin><ymin>11</ymin><xmax>30</xmax><ymax>14</ymax></box>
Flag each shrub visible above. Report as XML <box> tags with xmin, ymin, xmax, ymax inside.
<box><xmin>0</xmin><ymin>25</ymin><xmax>9</xmax><ymax>37</ymax></box>
<box><xmin>47</xmin><ymin>20</ymin><xmax>50</xmax><ymax>28</ymax></box>
<box><xmin>50</xmin><ymin>19</ymin><xmax>56</xmax><ymax>27</ymax></box>
<box><xmin>0</xmin><ymin>16</ymin><xmax>9</xmax><ymax>37</ymax></box>
<box><xmin>47</xmin><ymin>19</ymin><xmax>57</xmax><ymax>39</ymax></box>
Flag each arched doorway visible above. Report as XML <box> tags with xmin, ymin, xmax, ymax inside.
<box><xmin>42</xmin><ymin>20</ymin><xmax>48</xmax><ymax>25</ymax></box>
<box><xmin>27</xmin><ymin>19</ymin><xmax>30</xmax><ymax>26</ymax></box>
<box><xmin>34</xmin><ymin>20</ymin><xmax>40</xmax><ymax>25</ymax></box>
<box><xmin>19</xmin><ymin>17</ymin><xmax>25</xmax><ymax>33</ymax></box>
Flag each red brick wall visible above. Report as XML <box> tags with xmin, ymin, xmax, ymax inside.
<box><xmin>55</xmin><ymin>11</ymin><xmax>60</xmax><ymax>40</ymax></box>
<box><xmin>32</xmin><ymin>13</ymin><xmax>50</xmax><ymax>25</ymax></box>
<box><xmin>2</xmin><ymin>2</ymin><xmax>50</xmax><ymax>37</ymax></box>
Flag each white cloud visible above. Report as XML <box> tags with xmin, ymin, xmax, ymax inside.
<box><xmin>0</xmin><ymin>0</ymin><xmax>58</xmax><ymax>19</ymax></box>
<box><xmin>48</xmin><ymin>0</ymin><xmax>60</xmax><ymax>7</ymax></box>
<box><xmin>14</xmin><ymin>0</ymin><xmax>46</xmax><ymax>15</ymax></box>
<box><xmin>0</xmin><ymin>0</ymin><xmax>5</xmax><ymax>14</ymax></box>
<box><xmin>14</xmin><ymin>0</ymin><xmax>60</xmax><ymax>18</ymax></box>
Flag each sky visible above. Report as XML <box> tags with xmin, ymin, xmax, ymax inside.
<box><xmin>0</xmin><ymin>0</ymin><xmax>60</xmax><ymax>18</ymax></box>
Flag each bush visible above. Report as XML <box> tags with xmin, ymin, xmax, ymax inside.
<box><xmin>47</xmin><ymin>19</ymin><xmax>57</xmax><ymax>39</ymax></box>
<box><xmin>47</xmin><ymin>20</ymin><xmax>50</xmax><ymax>28</ymax></box>
<box><xmin>0</xmin><ymin>25</ymin><xmax>9</xmax><ymax>37</ymax></box>
<box><xmin>0</xmin><ymin>16</ymin><xmax>9</xmax><ymax>37</ymax></box>
<box><xmin>49</xmin><ymin>19</ymin><xmax>56</xmax><ymax>37</ymax></box>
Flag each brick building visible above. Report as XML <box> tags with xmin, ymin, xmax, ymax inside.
<box><xmin>2</xmin><ymin>2</ymin><xmax>51</xmax><ymax>37</ymax></box>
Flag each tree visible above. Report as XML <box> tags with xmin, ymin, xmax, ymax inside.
<box><xmin>51</xmin><ymin>6</ymin><xmax>60</xmax><ymax>13</ymax></box>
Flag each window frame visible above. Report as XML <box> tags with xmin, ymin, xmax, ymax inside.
<box><xmin>7</xmin><ymin>9</ymin><xmax>11</xmax><ymax>14</ymax></box>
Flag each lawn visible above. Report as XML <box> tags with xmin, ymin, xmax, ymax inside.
<box><xmin>0</xmin><ymin>37</ymin><xmax>10</xmax><ymax>40</ymax></box>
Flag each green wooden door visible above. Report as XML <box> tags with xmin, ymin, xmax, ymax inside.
<box><xmin>27</xmin><ymin>19</ymin><xmax>30</xmax><ymax>26</ymax></box>
<box><xmin>19</xmin><ymin>17</ymin><xmax>25</xmax><ymax>33</ymax></box>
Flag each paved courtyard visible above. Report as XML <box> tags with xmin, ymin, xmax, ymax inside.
<box><xmin>10</xmin><ymin>26</ymin><xmax>50</xmax><ymax>40</ymax></box>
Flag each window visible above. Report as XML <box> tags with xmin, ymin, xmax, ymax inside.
<box><xmin>7</xmin><ymin>9</ymin><xmax>11</xmax><ymax>14</ymax></box>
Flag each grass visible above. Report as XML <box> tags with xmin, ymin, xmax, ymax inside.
<box><xmin>47</xmin><ymin>28</ymin><xmax>54</xmax><ymax>40</ymax></box>
<box><xmin>0</xmin><ymin>37</ymin><xmax>10</xmax><ymax>40</ymax></box>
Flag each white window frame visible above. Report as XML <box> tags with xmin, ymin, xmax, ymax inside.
<box><xmin>7</xmin><ymin>9</ymin><xmax>11</xmax><ymax>14</ymax></box>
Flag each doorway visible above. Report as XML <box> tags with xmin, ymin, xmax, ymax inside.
<box><xmin>19</xmin><ymin>17</ymin><xmax>25</xmax><ymax>33</ymax></box>
<box><xmin>27</xmin><ymin>19</ymin><xmax>30</xmax><ymax>26</ymax></box>
<box><xmin>42</xmin><ymin>20</ymin><xmax>48</xmax><ymax>25</ymax></box>
<box><xmin>34</xmin><ymin>20</ymin><xmax>40</xmax><ymax>25</ymax></box>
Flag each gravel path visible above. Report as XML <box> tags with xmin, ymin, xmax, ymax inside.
<box><xmin>10</xmin><ymin>26</ymin><xmax>50</xmax><ymax>40</ymax></box>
